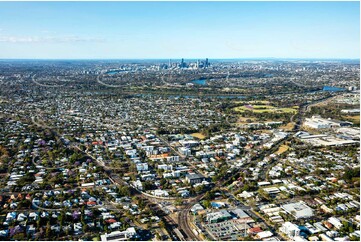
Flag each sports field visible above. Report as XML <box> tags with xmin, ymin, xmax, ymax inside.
<box><xmin>234</xmin><ymin>104</ymin><xmax>298</xmax><ymax>114</ymax></box>
<box><xmin>191</xmin><ymin>133</ymin><xmax>206</xmax><ymax>140</ymax></box>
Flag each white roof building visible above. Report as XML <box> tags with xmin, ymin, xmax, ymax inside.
<box><xmin>280</xmin><ymin>222</ymin><xmax>300</xmax><ymax>238</ymax></box>
<box><xmin>151</xmin><ymin>189</ymin><xmax>169</xmax><ymax>197</ymax></box>
<box><xmin>257</xmin><ymin>231</ymin><xmax>274</xmax><ymax>239</ymax></box>
<box><xmin>294</xmin><ymin>236</ymin><xmax>309</xmax><ymax>241</ymax></box>
<box><xmin>281</xmin><ymin>201</ymin><xmax>313</xmax><ymax>219</ymax></box>
<box><xmin>136</xmin><ymin>163</ymin><xmax>148</xmax><ymax>171</ymax></box>
<box><xmin>328</xmin><ymin>217</ymin><xmax>343</xmax><ymax>229</ymax></box>
<box><xmin>206</xmin><ymin>210</ymin><xmax>232</xmax><ymax>223</ymax></box>
<box><xmin>100</xmin><ymin>227</ymin><xmax>137</xmax><ymax>241</ymax></box>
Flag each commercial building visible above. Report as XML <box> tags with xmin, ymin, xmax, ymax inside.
<box><xmin>341</xmin><ymin>109</ymin><xmax>359</xmax><ymax>114</ymax></box>
<box><xmin>100</xmin><ymin>227</ymin><xmax>138</xmax><ymax>241</ymax></box>
<box><xmin>280</xmin><ymin>222</ymin><xmax>300</xmax><ymax>238</ymax></box>
<box><xmin>256</xmin><ymin>231</ymin><xmax>274</xmax><ymax>240</ymax></box>
<box><xmin>281</xmin><ymin>201</ymin><xmax>313</xmax><ymax>219</ymax></box>
<box><xmin>206</xmin><ymin>210</ymin><xmax>232</xmax><ymax>223</ymax></box>
<box><xmin>185</xmin><ymin>173</ymin><xmax>206</xmax><ymax>185</ymax></box>
<box><xmin>178</xmin><ymin>147</ymin><xmax>191</xmax><ymax>156</ymax></box>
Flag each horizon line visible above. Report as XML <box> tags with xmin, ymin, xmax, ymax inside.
<box><xmin>0</xmin><ymin>57</ymin><xmax>359</xmax><ymax>61</ymax></box>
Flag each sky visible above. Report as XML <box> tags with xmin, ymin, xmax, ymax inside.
<box><xmin>0</xmin><ymin>1</ymin><xmax>359</xmax><ymax>59</ymax></box>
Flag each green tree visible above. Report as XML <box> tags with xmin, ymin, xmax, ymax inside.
<box><xmin>202</xmin><ymin>200</ymin><xmax>211</xmax><ymax>209</ymax></box>
<box><xmin>45</xmin><ymin>221</ymin><xmax>51</xmax><ymax>238</ymax></box>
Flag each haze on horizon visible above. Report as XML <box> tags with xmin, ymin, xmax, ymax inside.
<box><xmin>0</xmin><ymin>1</ymin><xmax>359</xmax><ymax>59</ymax></box>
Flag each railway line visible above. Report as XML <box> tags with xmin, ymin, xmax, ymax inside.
<box><xmin>177</xmin><ymin>194</ymin><xmax>204</xmax><ymax>241</ymax></box>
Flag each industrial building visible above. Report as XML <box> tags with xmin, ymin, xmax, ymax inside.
<box><xmin>304</xmin><ymin>116</ymin><xmax>352</xmax><ymax>129</ymax></box>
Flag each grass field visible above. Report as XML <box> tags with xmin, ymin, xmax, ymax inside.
<box><xmin>191</xmin><ymin>133</ymin><xmax>206</xmax><ymax>140</ymax></box>
<box><xmin>343</xmin><ymin>115</ymin><xmax>360</xmax><ymax>124</ymax></box>
<box><xmin>234</xmin><ymin>104</ymin><xmax>298</xmax><ymax>114</ymax></box>
<box><xmin>258</xmin><ymin>129</ymin><xmax>273</xmax><ymax>134</ymax></box>
<box><xmin>301</xmin><ymin>125</ymin><xmax>323</xmax><ymax>134</ymax></box>
<box><xmin>279</xmin><ymin>122</ymin><xmax>295</xmax><ymax>131</ymax></box>
<box><xmin>236</xmin><ymin>116</ymin><xmax>257</xmax><ymax>123</ymax></box>
<box><xmin>276</xmin><ymin>145</ymin><xmax>289</xmax><ymax>155</ymax></box>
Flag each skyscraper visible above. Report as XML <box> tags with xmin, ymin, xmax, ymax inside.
<box><xmin>205</xmin><ymin>58</ymin><xmax>209</xmax><ymax>67</ymax></box>
<box><xmin>180</xmin><ymin>58</ymin><xmax>186</xmax><ymax>68</ymax></box>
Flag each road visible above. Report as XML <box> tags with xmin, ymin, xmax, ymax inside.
<box><xmin>157</xmin><ymin>134</ymin><xmax>207</xmax><ymax>177</ymax></box>
<box><xmin>305</xmin><ymin>93</ymin><xmax>344</xmax><ymax>112</ymax></box>
<box><xmin>156</xmin><ymin>134</ymin><xmax>185</xmax><ymax>160</ymax></box>
<box><xmin>155</xmin><ymin>134</ymin><xmax>214</xmax><ymax>241</ymax></box>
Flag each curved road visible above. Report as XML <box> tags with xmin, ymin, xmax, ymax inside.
<box><xmin>178</xmin><ymin>194</ymin><xmax>204</xmax><ymax>241</ymax></box>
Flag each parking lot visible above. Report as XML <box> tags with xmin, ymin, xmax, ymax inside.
<box><xmin>204</xmin><ymin>219</ymin><xmax>251</xmax><ymax>240</ymax></box>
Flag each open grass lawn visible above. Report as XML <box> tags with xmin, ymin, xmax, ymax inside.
<box><xmin>234</xmin><ymin>104</ymin><xmax>298</xmax><ymax>114</ymax></box>
<box><xmin>258</xmin><ymin>129</ymin><xmax>273</xmax><ymax>134</ymax></box>
<box><xmin>343</xmin><ymin>115</ymin><xmax>360</xmax><ymax>124</ymax></box>
<box><xmin>276</xmin><ymin>145</ymin><xmax>289</xmax><ymax>155</ymax></box>
<box><xmin>191</xmin><ymin>132</ymin><xmax>206</xmax><ymax>140</ymax></box>
<box><xmin>236</xmin><ymin>116</ymin><xmax>257</xmax><ymax>123</ymax></box>
<box><xmin>301</xmin><ymin>125</ymin><xmax>324</xmax><ymax>134</ymax></box>
<box><xmin>279</xmin><ymin>122</ymin><xmax>295</xmax><ymax>131</ymax></box>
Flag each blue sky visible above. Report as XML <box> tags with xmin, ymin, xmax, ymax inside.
<box><xmin>0</xmin><ymin>1</ymin><xmax>359</xmax><ymax>59</ymax></box>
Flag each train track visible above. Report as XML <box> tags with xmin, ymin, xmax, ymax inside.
<box><xmin>177</xmin><ymin>194</ymin><xmax>204</xmax><ymax>241</ymax></box>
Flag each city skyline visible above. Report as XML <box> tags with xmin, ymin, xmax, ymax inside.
<box><xmin>0</xmin><ymin>1</ymin><xmax>359</xmax><ymax>59</ymax></box>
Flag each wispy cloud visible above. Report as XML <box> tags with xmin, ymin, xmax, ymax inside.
<box><xmin>0</xmin><ymin>35</ymin><xmax>106</xmax><ymax>43</ymax></box>
<box><xmin>41</xmin><ymin>30</ymin><xmax>57</xmax><ymax>34</ymax></box>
